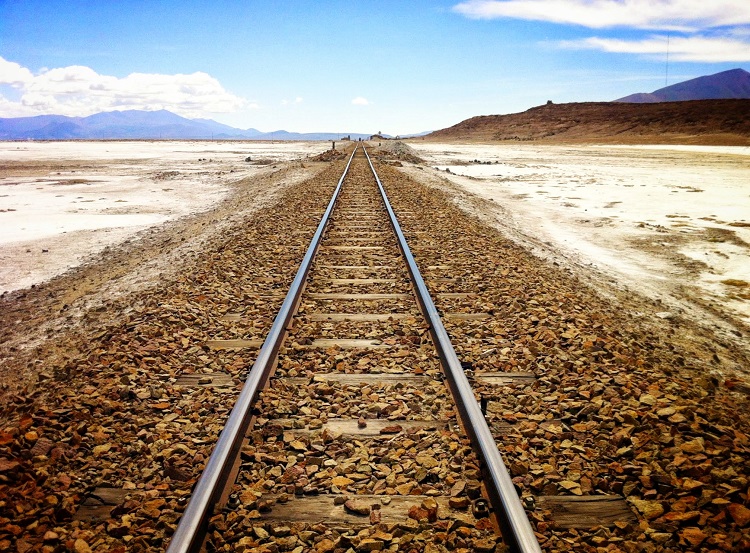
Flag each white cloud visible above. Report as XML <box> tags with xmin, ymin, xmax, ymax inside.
<box><xmin>559</xmin><ymin>34</ymin><xmax>750</xmax><ymax>61</ymax></box>
<box><xmin>0</xmin><ymin>56</ymin><xmax>247</xmax><ymax>118</ymax></box>
<box><xmin>281</xmin><ymin>97</ymin><xmax>303</xmax><ymax>106</ymax></box>
<box><xmin>0</xmin><ymin>57</ymin><xmax>34</xmax><ymax>86</ymax></box>
<box><xmin>351</xmin><ymin>96</ymin><xmax>370</xmax><ymax>106</ymax></box>
<box><xmin>453</xmin><ymin>0</ymin><xmax>750</xmax><ymax>31</ymax></box>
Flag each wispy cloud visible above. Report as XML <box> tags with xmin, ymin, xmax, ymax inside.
<box><xmin>559</xmin><ymin>34</ymin><xmax>750</xmax><ymax>62</ymax></box>
<box><xmin>453</xmin><ymin>1</ymin><xmax>750</xmax><ymax>63</ymax></box>
<box><xmin>351</xmin><ymin>96</ymin><xmax>370</xmax><ymax>106</ymax></box>
<box><xmin>0</xmin><ymin>56</ymin><xmax>247</xmax><ymax>118</ymax></box>
<box><xmin>281</xmin><ymin>96</ymin><xmax>303</xmax><ymax>106</ymax></box>
<box><xmin>452</xmin><ymin>0</ymin><xmax>750</xmax><ymax>31</ymax></box>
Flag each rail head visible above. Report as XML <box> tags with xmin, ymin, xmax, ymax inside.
<box><xmin>362</xmin><ymin>145</ymin><xmax>543</xmax><ymax>553</ymax></box>
<box><xmin>166</xmin><ymin>146</ymin><xmax>358</xmax><ymax>553</ymax></box>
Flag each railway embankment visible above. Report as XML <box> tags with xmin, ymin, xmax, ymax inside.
<box><xmin>0</xmin><ymin>144</ymin><xmax>747</xmax><ymax>552</ymax></box>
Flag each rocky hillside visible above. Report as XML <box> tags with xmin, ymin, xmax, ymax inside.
<box><xmin>425</xmin><ymin>99</ymin><xmax>750</xmax><ymax>145</ymax></box>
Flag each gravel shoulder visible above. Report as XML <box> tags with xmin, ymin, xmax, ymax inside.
<box><xmin>0</xmin><ymin>158</ymin><xmax>328</xmax><ymax>397</ymax></box>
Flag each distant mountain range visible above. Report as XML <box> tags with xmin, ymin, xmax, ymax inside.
<box><xmin>615</xmin><ymin>68</ymin><xmax>750</xmax><ymax>103</ymax></box>
<box><xmin>0</xmin><ymin>109</ymin><xmax>384</xmax><ymax>141</ymax></box>
<box><xmin>4</xmin><ymin>68</ymin><xmax>744</xmax><ymax>141</ymax></box>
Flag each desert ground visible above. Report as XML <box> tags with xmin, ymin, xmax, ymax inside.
<box><xmin>406</xmin><ymin>141</ymin><xmax>750</xmax><ymax>362</ymax></box>
<box><xmin>0</xmin><ymin>141</ymin><xmax>324</xmax><ymax>292</ymax></box>
<box><xmin>2</xmin><ymin>139</ymin><xmax>748</xmax><ymax>373</ymax></box>
<box><xmin>1</xmin><ymin>140</ymin><xmax>749</xmax><ymax>552</ymax></box>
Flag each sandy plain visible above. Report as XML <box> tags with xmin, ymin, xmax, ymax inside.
<box><xmin>405</xmin><ymin>142</ymin><xmax>750</xmax><ymax>359</ymax></box>
<box><xmin>2</xmin><ymin>140</ymin><xmax>748</xmax><ymax>376</ymax></box>
<box><xmin>0</xmin><ymin>141</ymin><xmax>325</xmax><ymax>292</ymax></box>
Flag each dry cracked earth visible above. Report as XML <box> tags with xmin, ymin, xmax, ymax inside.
<box><xmin>0</xmin><ymin>143</ymin><xmax>749</xmax><ymax>553</ymax></box>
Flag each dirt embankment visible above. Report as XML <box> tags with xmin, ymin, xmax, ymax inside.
<box><xmin>424</xmin><ymin>100</ymin><xmax>750</xmax><ymax>146</ymax></box>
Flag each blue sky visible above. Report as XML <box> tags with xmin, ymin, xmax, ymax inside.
<box><xmin>1</xmin><ymin>0</ymin><xmax>748</xmax><ymax>135</ymax></box>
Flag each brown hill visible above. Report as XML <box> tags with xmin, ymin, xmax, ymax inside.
<box><xmin>425</xmin><ymin>100</ymin><xmax>750</xmax><ymax>145</ymax></box>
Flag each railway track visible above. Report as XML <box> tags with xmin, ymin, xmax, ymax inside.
<box><xmin>2</xmin><ymin>142</ymin><xmax>748</xmax><ymax>552</ymax></box>
<box><xmin>166</xmin><ymin>146</ymin><xmax>542</xmax><ymax>552</ymax></box>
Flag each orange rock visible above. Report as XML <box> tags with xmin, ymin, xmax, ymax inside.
<box><xmin>663</xmin><ymin>510</ymin><xmax>700</xmax><ymax>523</ymax></box>
<box><xmin>475</xmin><ymin>518</ymin><xmax>495</xmax><ymax>530</ymax></box>
<box><xmin>315</xmin><ymin>538</ymin><xmax>336</xmax><ymax>553</ymax></box>
<box><xmin>671</xmin><ymin>496</ymin><xmax>698</xmax><ymax>512</ymax></box>
<box><xmin>369</xmin><ymin>509</ymin><xmax>381</xmax><ymax>524</ymax></box>
<box><xmin>728</xmin><ymin>503</ymin><xmax>750</xmax><ymax>527</ymax></box>
<box><xmin>407</xmin><ymin>505</ymin><xmax>429</xmax><ymax>522</ymax></box>
<box><xmin>630</xmin><ymin>498</ymin><xmax>664</xmax><ymax>520</ymax></box>
<box><xmin>74</xmin><ymin>539</ymin><xmax>92</xmax><ymax>553</ymax></box>
<box><xmin>680</xmin><ymin>438</ymin><xmax>705</xmax><ymax>454</ymax></box>
<box><xmin>679</xmin><ymin>527</ymin><xmax>707</xmax><ymax>547</ymax></box>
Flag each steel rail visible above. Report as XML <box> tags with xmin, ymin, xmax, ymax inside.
<box><xmin>362</xmin><ymin>146</ymin><xmax>543</xmax><ymax>553</ymax></box>
<box><xmin>166</xmin><ymin>146</ymin><xmax>358</xmax><ymax>553</ymax></box>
